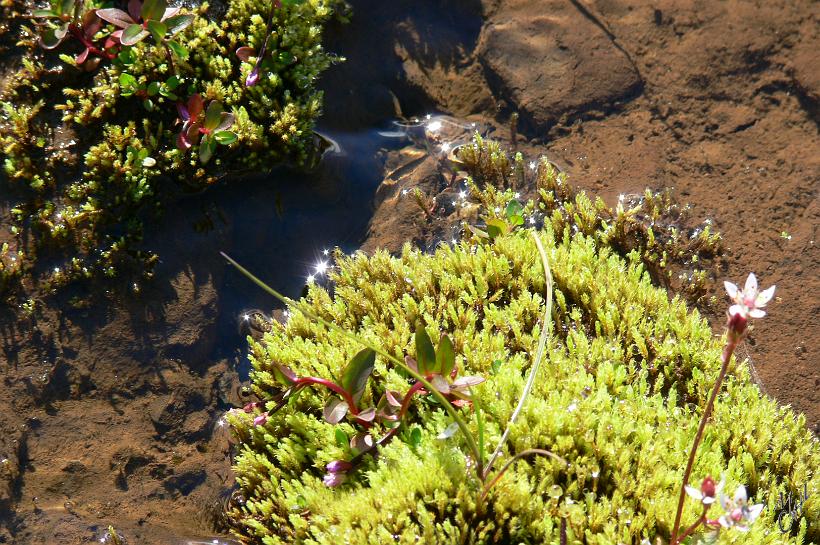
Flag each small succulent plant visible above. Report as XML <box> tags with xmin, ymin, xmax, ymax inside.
<box><xmin>176</xmin><ymin>95</ymin><xmax>237</xmax><ymax>164</ymax></box>
<box><xmin>97</xmin><ymin>0</ymin><xmax>192</xmax><ymax>48</ymax></box>
<box><xmin>32</xmin><ymin>0</ymin><xmax>113</xmax><ymax>67</ymax></box>
<box><xmin>119</xmin><ymin>73</ymin><xmax>181</xmax><ymax>111</ymax></box>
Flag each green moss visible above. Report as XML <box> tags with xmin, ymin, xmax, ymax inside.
<box><xmin>0</xmin><ymin>0</ymin><xmax>344</xmax><ymax>293</ymax></box>
<box><xmin>226</xmin><ymin>141</ymin><xmax>817</xmax><ymax>543</ymax></box>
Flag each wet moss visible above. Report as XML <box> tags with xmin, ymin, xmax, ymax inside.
<box><xmin>0</xmin><ymin>0</ymin><xmax>344</xmax><ymax>294</ymax></box>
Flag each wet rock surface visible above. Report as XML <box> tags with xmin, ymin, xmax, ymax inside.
<box><xmin>0</xmin><ymin>0</ymin><xmax>818</xmax><ymax>543</ymax></box>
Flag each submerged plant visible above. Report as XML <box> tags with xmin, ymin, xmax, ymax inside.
<box><xmin>0</xmin><ymin>0</ymin><xmax>344</xmax><ymax>295</ymax></box>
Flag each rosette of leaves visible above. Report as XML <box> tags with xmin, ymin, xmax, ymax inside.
<box><xmin>97</xmin><ymin>0</ymin><xmax>192</xmax><ymax>49</ymax></box>
<box><xmin>175</xmin><ymin>95</ymin><xmax>237</xmax><ymax>164</ymax></box>
<box><xmin>118</xmin><ymin>73</ymin><xmax>181</xmax><ymax>111</ymax></box>
<box><xmin>32</xmin><ymin>0</ymin><xmax>110</xmax><ymax>68</ymax></box>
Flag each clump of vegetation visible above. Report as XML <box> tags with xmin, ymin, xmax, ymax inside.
<box><xmin>224</xmin><ymin>141</ymin><xmax>817</xmax><ymax>543</ymax></box>
<box><xmin>456</xmin><ymin>135</ymin><xmax>723</xmax><ymax>307</ymax></box>
<box><xmin>0</xmin><ymin>0</ymin><xmax>344</xmax><ymax>295</ymax></box>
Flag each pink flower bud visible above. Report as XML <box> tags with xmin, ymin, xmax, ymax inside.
<box><xmin>326</xmin><ymin>460</ymin><xmax>353</xmax><ymax>474</ymax></box>
<box><xmin>246</xmin><ymin>68</ymin><xmax>260</xmax><ymax>87</ymax></box>
<box><xmin>701</xmin><ymin>476</ymin><xmax>716</xmax><ymax>498</ymax></box>
<box><xmin>253</xmin><ymin>412</ymin><xmax>268</xmax><ymax>426</ymax></box>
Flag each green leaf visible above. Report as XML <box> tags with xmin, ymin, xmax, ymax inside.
<box><xmin>166</xmin><ymin>40</ymin><xmax>188</xmax><ymax>59</ymax></box>
<box><xmin>118</xmin><ymin>72</ymin><xmax>138</xmax><ymax>95</ymax></box>
<box><xmin>203</xmin><ymin>101</ymin><xmax>223</xmax><ymax>131</ymax></box>
<box><xmin>141</xmin><ymin>0</ymin><xmax>166</xmax><ymax>22</ymax></box>
<box><xmin>142</xmin><ymin>98</ymin><xmax>154</xmax><ymax>112</ymax></box>
<box><xmin>506</xmin><ymin>200</ymin><xmax>524</xmax><ymax>227</ymax></box>
<box><xmin>40</xmin><ymin>25</ymin><xmax>68</xmax><ymax>49</ymax></box>
<box><xmin>214</xmin><ymin>131</ymin><xmax>237</xmax><ymax>146</ymax></box>
<box><xmin>146</xmin><ymin>81</ymin><xmax>160</xmax><ymax>96</ymax></box>
<box><xmin>164</xmin><ymin>14</ymin><xmax>194</xmax><ymax>36</ymax></box>
<box><xmin>485</xmin><ymin>218</ymin><xmax>509</xmax><ymax>239</ymax></box>
<box><xmin>120</xmin><ymin>24</ymin><xmax>148</xmax><ymax>46</ymax></box>
<box><xmin>334</xmin><ymin>428</ymin><xmax>348</xmax><ymax>448</ymax></box>
<box><xmin>198</xmin><ymin>135</ymin><xmax>216</xmax><ymax>164</ymax></box>
<box><xmin>506</xmin><ymin>199</ymin><xmax>523</xmax><ymax>219</ymax></box>
<box><xmin>409</xmin><ymin>426</ymin><xmax>422</xmax><ymax>447</ymax></box>
<box><xmin>146</xmin><ymin>20</ymin><xmax>167</xmax><ymax>43</ymax></box>
<box><xmin>277</xmin><ymin>51</ymin><xmax>295</xmax><ymax>65</ymax></box>
<box><xmin>164</xmin><ymin>75</ymin><xmax>181</xmax><ymax>90</ymax></box>
<box><xmin>32</xmin><ymin>9</ymin><xmax>57</xmax><ymax>18</ymax></box>
<box><xmin>414</xmin><ymin>324</ymin><xmax>436</xmax><ymax>375</ymax></box>
<box><xmin>340</xmin><ymin>348</ymin><xmax>375</xmax><ymax>405</ymax></box>
<box><xmin>59</xmin><ymin>0</ymin><xmax>74</xmax><ymax>17</ymax></box>
<box><xmin>436</xmin><ymin>334</ymin><xmax>455</xmax><ymax>376</ymax></box>
<box><xmin>490</xmin><ymin>359</ymin><xmax>503</xmax><ymax>375</ymax></box>
<box><xmin>117</xmin><ymin>48</ymin><xmax>136</xmax><ymax>65</ymax></box>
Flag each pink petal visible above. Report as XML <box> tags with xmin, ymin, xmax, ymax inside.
<box><xmin>724</xmin><ymin>281</ymin><xmax>738</xmax><ymax>300</ymax></box>
<box><xmin>744</xmin><ymin>273</ymin><xmax>758</xmax><ymax>295</ymax></box>
<box><xmin>728</xmin><ymin>304</ymin><xmax>745</xmax><ymax>318</ymax></box>
<box><xmin>748</xmin><ymin>308</ymin><xmax>766</xmax><ymax>318</ymax></box>
<box><xmin>756</xmin><ymin>285</ymin><xmax>775</xmax><ymax>306</ymax></box>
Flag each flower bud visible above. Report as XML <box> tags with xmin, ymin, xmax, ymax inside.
<box><xmin>253</xmin><ymin>412</ymin><xmax>268</xmax><ymax>426</ymax></box>
<box><xmin>726</xmin><ymin>311</ymin><xmax>747</xmax><ymax>336</ymax></box>
<box><xmin>701</xmin><ymin>476</ymin><xmax>716</xmax><ymax>498</ymax></box>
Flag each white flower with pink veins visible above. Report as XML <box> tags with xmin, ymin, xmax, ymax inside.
<box><xmin>724</xmin><ymin>273</ymin><xmax>775</xmax><ymax>319</ymax></box>
<box><xmin>718</xmin><ymin>485</ymin><xmax>764</xmax><ymax>531</ymax></box>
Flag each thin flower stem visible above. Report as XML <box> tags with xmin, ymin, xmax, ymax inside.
<box><xmin>294</xmin><ymin>377</ymin><xmax>359</xmax><ymax>415</ymax></box>
<box><xmin>479</xmin><ymin>448</ymin><xmax>567</xmax><ymax>502</ymax></box>
<box><xmin>220</xmin><ymin>252</ymin><xmax>484</xmax><ymax>476</ymax></box>
<box><xmin>670</xmin><ymin>336</ymin><xmax>739</xmax><ymax>544</ymax></box>
<box><xmin>676</xmin><ymin>507</ymin><xmax>708</xmax><ymax>544</ymax></box>
<box><xmin>483</xmin><ymin>231</ymin><xmax>553</xmax><ymax>478</ymax></box>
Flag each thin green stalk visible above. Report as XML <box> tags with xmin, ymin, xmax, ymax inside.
<box><xmin>483</xmin><ymin>231</ymin><xmax>553</xmax><ymax>478</ymax></box>
<box><xmin>479</xmin><ymin>448</ymin><xmax>567</xmax><ymax>502</ymax></box>
<box><xmin>220</xmin><ymin>251</ymin><xmax>483</xmax><ymax>475</ymax></box>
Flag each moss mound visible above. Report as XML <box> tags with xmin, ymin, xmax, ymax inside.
<box><xmin>0</xmin><ymin>0</ymin><xmax>343</xmax><ymax>292</ymax></box>
<box><xmin>227</xmin><ymin>222</ymin><xmax>818</xmax><ymax>543</ymax></box>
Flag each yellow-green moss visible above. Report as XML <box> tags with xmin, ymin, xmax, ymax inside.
<box><xmin>227</xmin><ymin>221</ymin><xmax>818</xmax><ymax>544</ymax></box>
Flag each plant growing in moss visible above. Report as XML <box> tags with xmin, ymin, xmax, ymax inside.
<box><xmin>0</xmin><ymin>0</ymin><xmax>344</xmax><ymax>296</ymax></box>
<box><xmin>222</xmin><ymin>217</ymin><xmax>817</xmax><ymax>544</ymax></box>
<box><xmin>219</xmin><ymin>131</ymin><xmax>815</xmax><ymax>543</ymax></box>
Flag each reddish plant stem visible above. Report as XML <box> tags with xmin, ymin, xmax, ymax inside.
<box><xmin>676</xmin><ymin>506</ymin><xmax>709</xmax><ymax>544</ymax></box>
<box><xmin>294</xmin><ymin>376</ymin><xmax>359</xmax><ymax>415</ymax></box>
<box><xmin>68</xmin><ymin>23</ymin><xmax>114</xmax><ymax>60</ymax></box>
<box><xmin>670</xmin><ymin>334</ymin><xmax>740</xmax><ymax>544</ymax></box>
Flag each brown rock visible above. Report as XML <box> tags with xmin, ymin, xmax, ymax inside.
<box><xmin>478</xmin><ymin>0</ymin><xmax>641</xmax><ymax>133</ymax></box>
